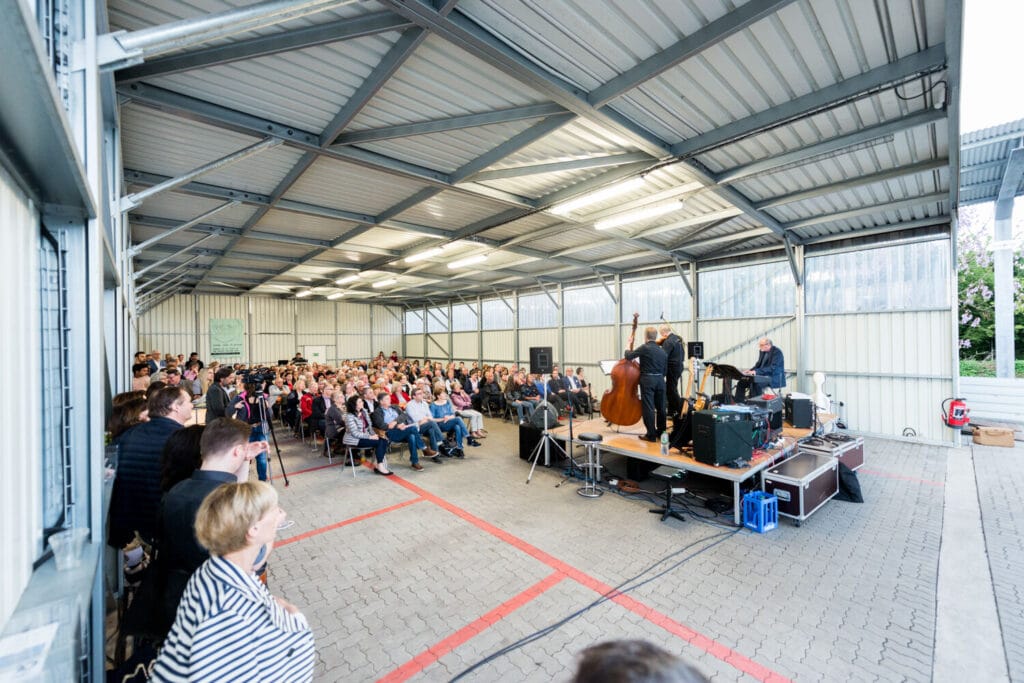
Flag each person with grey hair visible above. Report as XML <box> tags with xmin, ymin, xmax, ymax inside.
<box><xmin>734</xmin><ymin>337</ymin><xmax>785</xmax><ymax>402</ymax></box>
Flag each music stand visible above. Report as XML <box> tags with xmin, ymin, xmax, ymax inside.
<box><xmin>708</xmin><ymin>362</ymin><xmax>747</xmax><ymax>404</ymax></box>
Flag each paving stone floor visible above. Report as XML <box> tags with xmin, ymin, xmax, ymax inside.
<box><xmin>256</xmin><ymin>418</ymin><xmax>1017</xmax><ymax>682</ymax></box>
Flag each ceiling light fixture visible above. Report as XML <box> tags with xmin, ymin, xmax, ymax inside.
<box><xmin>335</xmin><ymin>274</ymin><xmax>360</xmax><ymax>285</ymax></box>
<box><xmin>594</xmin><ymin>200</ymin><xmax>684</xmax><ymax>231</ymax></box>
<box><xmin>405</xmin><ymin>247</ymin><xmax>444</xmax><ymax>263</ymax></box>
<box><xmin>326</xmin><ymin>292</ymin><xmax>344</xmax><ymax>300</ymax></box>
<box><xmin>372</xmin><ymin>278</ymin><xmax>397</xmax><ymax>288</ymax></box>
<box><xmin>295</xmin><ymin>289</ymin><xmax>313</xmax><ymax>298</ymax></box>
<box><xmin>549</xmin><ymin>176</ymin><xmax>647</xmax><ymax>216</ymax></box>
<box><xmin>448</xmin><ymin>253</ymin><xmax>488</xmax><ymax>269</ymax></box>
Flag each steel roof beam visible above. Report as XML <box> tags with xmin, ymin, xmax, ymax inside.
<box><xmin>127</xmin><ymin>200</ymin><xmax>240</xmax><ymax>256</ymax></box>
<box><xmin>997</xmin><ymin>147</ymin><xmax>1024</xmax><ymax>202</ymax></box>
<box><xmin>133</xmin><ymin>257</ymin><xmax>282</xmax><ymax>277</ymax></box>
<box><xmin>331</xmin><ymin>103</ymin><xmax>568</xmax><ymax>145</ymax></box>
<box><xmin>671</xmin><ymin>45</ymin><xmax>946</xmax><ymax>159</ymax></box>
<box><xmin>115</xmin><ymin>11</ymin><xmax>411</xmax><ymax>83</ymax></box>
<box><xmin>320</xmin><ymin>28</ymin><xmax>427</xmax><ymax>146</ymax></box>
<box><xmin>451</xmin><ymin>114</ymin><xmax>575</xmax><ymax>183</ymax></box>
<box><xmin>782</xmin><ymin>192</ymin><xmax>947</xmax><ymax>231</ymax></box>
<box><xmin>753</xmin><ymin>158</ymin><xmax>948</xmax><ymax>209</ymax></box>
<box><xmin>716</xmin><ymin>108</ymin><xmax>946</xmax><ymax>185</ymax></box>
<box><xmin>470</xmin><ymin>152</ymin><xmax>652</xmax><ymax>181</ymax></box>
<box><xmin>589</xmin><ymin>0</ymin><xmax>799</xmax><ymax>107</ymax></box>
<box><xmin>117</xmin><ymin>84</ymin><xmax>527</xmax><ymax>206</ymax></box>
<box><xmin>961</xmin><ymin>159</ymin><xmax>1012</xmax><ymax>175</ymax></box>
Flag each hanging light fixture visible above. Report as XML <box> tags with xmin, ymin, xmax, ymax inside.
<box><xmin>549</xmin><ymin>176</ymin><xmax>647</xmax><ymax>216</ymax></box>
<box><xmin>594</xmin><ymin>200</ymin><xmax>683</xmax><ymax>231</ymax></box>
<box><xmin>405</xmin><ymin>247</ymin><xmax>444</xmax><ymax>263</ymax></box>
<box><xmin>448</xmin><ymin>253</ymin><xmax>488</xmax><ymax>269</ymax></box>
<box><xmin>372</xmin><ymin>278</ymin><xmax>397</xmax><ymax>288</ymax></box>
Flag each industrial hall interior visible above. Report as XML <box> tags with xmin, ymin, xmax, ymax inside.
<box><xmin>5</xmin><ymin>0</ymin><xmax>1024</xmax><ymax>681</ymax></box>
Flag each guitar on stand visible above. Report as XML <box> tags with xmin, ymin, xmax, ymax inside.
<box><xmin>669</xmin><ymin>357</ymin><xmax>701</xmax><ymax>453</ymax></box>
<box><xmin>692</xmin><ymin>361</ymin><xmax>714</xmax><ymax>411</ymax></box>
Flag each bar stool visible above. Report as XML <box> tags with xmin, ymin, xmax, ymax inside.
<box><xmin>577</xmin><ymin>432</ymin><xmax>603</xmax><ymax>498</ymax></box>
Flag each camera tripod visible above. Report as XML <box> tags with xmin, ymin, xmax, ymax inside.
<box><xmin>256</xmin><ymin>390</ymin><xmax>289</xmax><ymax>487</ymax></box>
<box><xmin>526</xmin><ymin>378</ymin><xmax>567</xmax><ymax>485</ymax></box>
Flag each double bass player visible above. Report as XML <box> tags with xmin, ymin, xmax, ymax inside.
<box><xmin>624</xmin><ymin>327</ymin><xmax>668</xmax><ymax>442</ymax></box>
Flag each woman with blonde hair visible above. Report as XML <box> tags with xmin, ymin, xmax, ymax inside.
<box><xmin>152</xmin><ymin>482</ymin><xmax>314</xmax><ymax>681</ymax></box>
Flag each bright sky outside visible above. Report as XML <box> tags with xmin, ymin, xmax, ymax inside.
<box><xmin>961</xmin><ymin>0</ymin><xmax>1024</xmax><ymax>132</ymax></box>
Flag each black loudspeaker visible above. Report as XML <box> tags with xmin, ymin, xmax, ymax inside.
<box><xmin>528</xmin><ymin>402</ymin><xmax>559</xmax><ymax>430</ymax></box>
<box><xmin>687</xmin><ymin>341</ymin><xmax>704</xmax><ymax>359</ymax></box>
<box><xmin>692</xmin><ymin>410</ymin><xmax>753</xmax><ymax>465</ymax></box>
<box><xmin>529</xmin><ymin>346</ymin><xmax>553</xmax><ymax>375</ymax></box>
<box><xmin>784</xmin><ymin>395</ymin><xmax>814</xmax><ymax>429</ymax></box>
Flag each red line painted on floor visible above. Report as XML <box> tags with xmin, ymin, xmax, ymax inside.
<box><xmin>386</xmin><ymin>477</ymin><xmax>792</xmax><ymax>683</ymax></box>
<box><xmin>276</xmin><ymin>497</ymin><xmax>425</xmax><ymax>547</ymax></box>
<box><xmin>857</xmin><ymin>468</ymin><xmax>944</xmax><ymax>487</ymax></box>
<box><xmin>378</xmin><ymin>572</ymin><xmax>564</xmax><ymax>683</ymax></box>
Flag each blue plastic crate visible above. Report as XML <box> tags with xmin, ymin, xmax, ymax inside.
<box><xmin>743</xmin><ymin>492</ymin><xmax>778</xmax><ymax>533</ymax></box>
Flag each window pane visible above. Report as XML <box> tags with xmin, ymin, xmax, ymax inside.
<box><xmin>481</xmin><ymin>298</ymin><xmax>513</xmax><ymax>329</ymax></box>
<box><xmin>806</xmin><ymin>240</ymin><xmax>950</xmax><ymax>314</ymax></box>
<box><xmin>426</xmin><ymin>306</ymin><xmax>449</xmax><ymax>334</ymax></box>
<box><xmin>699</xmin><ymin>261</ymin><xmax>793</xmax><ymax>318</ymax></box>
<box><xmin>451</xmin><ymin>303</ymin><xmax>477</xmax><ymax>332</ymax></box>
<box><xmin>564</xmin><ymin>285</ymin><xmax>613</xmax><ymax>326</ymax></box>
<box><xmin>40</xmin><ymin>232</ymin><xmax>66</xmax><ymax>531</ymax></box>
<box><xmin>405</xmin><ymin>309</ymin><xmax>423</xmax><ymax>334</ymax></box>
<box><xmin>518</xmin><ymin>292</ymin><xmax>558</xmax><ymax>329</ymax></box>
<box><xmin>621</xmin><ymin>275</ymin><xmax>692</xmax><ymax>322</ymax></box>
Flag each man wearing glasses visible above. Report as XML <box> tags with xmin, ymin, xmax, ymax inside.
<box><xmin>734</xmin><ymin>338</ymin><xmax>785</xmax><ymax>402</ymax></box>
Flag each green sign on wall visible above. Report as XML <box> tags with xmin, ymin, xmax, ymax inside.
<box><xmin>210</xmin><ymin>318</ymin><xmax>244</xmax><ymax>357</ymax></box>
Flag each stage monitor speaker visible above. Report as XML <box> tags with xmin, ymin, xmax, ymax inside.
<box><xmin>529</xmin><ymin>346</ymin><xmax>553</xmax><ymax>375</ymax></box>
<box><xmin>687</xmin><ymin>341</ymin><xmax>704</xmax><ymax>359</ymax></box>
<box><xmin>692</xmin><ymin>410</ymin><xmax>753</xmax><ymax>466</ymax></box>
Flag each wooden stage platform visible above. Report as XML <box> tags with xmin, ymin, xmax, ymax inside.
<box><xmin>548</xmin><ymin>414</ymin><xmax>834</xmax><ymax>525</ymax></box>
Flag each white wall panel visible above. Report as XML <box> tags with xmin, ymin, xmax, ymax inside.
<box><xmin>251</xmin><ymin>334</ymin><xmax>296</xmax><ymax>365</ymax></box>
<box><xmin>828</xmin><ymin>375</ymin><xmax>952</xmax><ymax>443</ymax></box>
<box><xmin>452</xmin><ymin>332</ymin><xmax>477</xmax><ymax>359</ymax></box>
<box><xmin>337</xmin><ymin>334</ymin><xmax>370</xmax><ymax>361</ymax></box>
<box><xmin>1</xmin><ymin>168</ymin><xmax>40</xmax><ymax>627</ymax></box>
<box><xmin>519</xmin><ymin>328</ymin><xmax>559</xmax><ymax>366</ymax></box>
<box><xmin>251</xmin><ymin>298</ymin><xmax>293</xmax><ymax>333</ymax></box>
<box><xmin>373</xmin><ymin>305</ymin><xmax>404</xmax><ymax>337</ymax></box>
<box><xmin>482</xmin><ymin>330</ymin><xmax>514</xmax><ymax>362</ymax></box>
<box><xmin>405</xmin><ymin>335</ymin><xmax>424</xmax><ymax>358</ymax></box>
<box><xmin>137</xmin><ymin>294</ymin><xmax>196</xmax><ymax>356</ymax></box>
<box><xmin>564</xmin><ymin>326</ymin><xmax>615</xmax><ymax>368</ymax></box>
<box><xmin>296</xmin><ymin>300</ymin><xmax>335</xmax><ymax>334</ymax></box>
<box><xmin>337</xmin><ymin>301</ymin><xmax>369</xmax><ymax>331</ymax></box>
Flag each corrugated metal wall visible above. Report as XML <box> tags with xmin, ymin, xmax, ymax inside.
<box><xmin>697</xmin><ymin>317</ymin><xmax>798</xmax><ymax>379</ymax></box>
<box><xmin>519</xmin><ymin>328</ymin><xmax>558</xmax><ymax>367</ymax></box>
<box><xmin>452</xmin><ymin>332</ymin><xmax>477</xmax><ymax>360</ymax></box>
<box><xmin>138</xmin><ymin>297</ymin><xmax>407</xmax><ymax>365</ymax></box>
<box><xmin>1</xmin><ymin>167</ymin><xmax>41</xmax><ymax>627</ymax></box>
<box><xmin>482</xmin><ymin>330</ymin><xmax>515</xmax><ymax>364</ymax></box>
<box><xmin>136</xmin><ymin>294</ymin><xmax>196</xmax><ymax>357</ymax></box>
<box><xmin>806</xmin><ymin>311</ymin><xmax>953</xmax><ymax>441</ymax></box>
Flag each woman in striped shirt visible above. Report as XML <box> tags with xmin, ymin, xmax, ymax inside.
<box><xmin>152</xmin><ymin>482</ymin><xmax>315</xmax><ymax>682</ymax></box>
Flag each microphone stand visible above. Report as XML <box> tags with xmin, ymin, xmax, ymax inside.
<box><xmin>526</xmin><ymin>374</ymin><xmax>566</xmax><ymax>484</ymax></box>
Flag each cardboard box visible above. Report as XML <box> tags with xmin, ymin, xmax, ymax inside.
<box><xmin>973</xmin><ymin>426</ymin><xmax>1016</xmax><ymax>448</ymax></box>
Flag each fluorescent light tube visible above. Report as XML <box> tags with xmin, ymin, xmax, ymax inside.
<box><xmin>594</xmin><ymin>200</ymin><xmax>683</xmax><ymax>231</ymax></box>
<box><xmin>335</xmin><ymin>274</ymin><xmax>359</xmax><ymax>285</ymax></box>
<box><xmin>326</xmin><ymin>292</ymin><xmax>344</xmax><ymax>300</ymax></box>
<box><xmin>448</xmin><ymin>254</ymin><xmax>488</xmax><ymax>269</ymax></box>
<box><xmin>405</xmin><ymin>247</ymin><xmax>444</xmax><ymax>263</ymax></box>
<box><xmin>549</xmin><ymin>176</ymin><xmax>646</xmax><ymax>216</ymax></box>
<box><xmin>295</xmin><ymin>289</ymin><xmax>313</xmax><ymax>298</ymax></box>
<box><xmin>372</xmin><ymin>278</ymin><xmax>397</xmax><ymax>288</ymax></box>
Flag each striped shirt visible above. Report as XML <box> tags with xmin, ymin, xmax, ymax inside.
<box><xmin>151</xmin><ymin>555</ymin><xmax>315</xmax><ymax>682</ymax></box>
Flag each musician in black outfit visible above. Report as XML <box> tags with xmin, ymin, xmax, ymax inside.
<box><xmin>625</xmin><ymin>327</ymin><xmax>668</xmax><ymax>442</ymax></box>
<box><xmin>657</xmin><ymin>324</ymin><xmax>685</xmax><ymax>417</ymax></box>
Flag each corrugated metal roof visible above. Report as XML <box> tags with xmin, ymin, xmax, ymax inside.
<box><xmin>113</xmin><ymin>0</ymin><xmax>958</xmax><ymax>302</ymax></box>
<box><xmin>960</xmin><ymin>118</ymin><xmax>1024</xmax><ymax>205</ymax></box>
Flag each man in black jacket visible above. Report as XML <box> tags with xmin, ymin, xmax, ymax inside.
<box><xmin>204</xmin><ymin>367</ymin><xmax>234</xmax><ymax>420</ymax></box>
<box><xmin>658</xmin><ymin>324</ymin><xmax>685</xmax><ymax>417</ymax></box>
<box><xmin>625</xmin><ymin>327</ymin><xmax>668</xmax><ymax>442</ymax></box>
<box><xmin>108</xmin><ymin>386</ymin><xmax>192</xmax><ymax>547</ymax></box>
<box><xmin>154</xmin><ymin>417</ymin><xmax>258</xmax><ymax>636</ymax></box>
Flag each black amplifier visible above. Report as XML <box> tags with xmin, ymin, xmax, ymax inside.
<box><xmin>745</xmin><ymin>395</ymin><xmax>783</xmax><ymax>430</ymax></box>
<box><xmin>784</xmin><ymin>394</ymin><xmax>814</xmax><ymax>429</ymax></box>
<box><xmin>692</xmin><ymin>410</ymin><xmax>752</xmax><ymax>466</ymax></box>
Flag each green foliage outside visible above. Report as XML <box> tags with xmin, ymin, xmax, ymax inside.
<box><xmin>957</xmin><ymin>204</ymin><xmax>1024</xmax><ymax>369</ymax></box>
<box><xmin>960</xmin><ymin>359</ymin><xmax>1024</xmax><ymax>378</ymax></box>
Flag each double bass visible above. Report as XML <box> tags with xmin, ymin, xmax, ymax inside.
<box><xmin>601</xmin><ymin>313</ymin><xmax>643</xmax><ymax>427</ymax></box>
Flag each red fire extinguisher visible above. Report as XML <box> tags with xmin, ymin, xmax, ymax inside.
<box><xmin>942</xmin><ymin>398</ymin><xmax>970</xmax><ymax>428</ymax></box>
